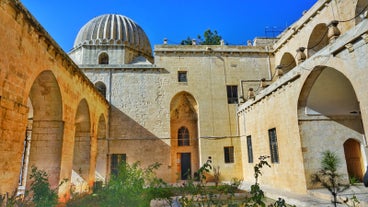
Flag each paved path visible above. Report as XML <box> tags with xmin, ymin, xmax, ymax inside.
<box><xmin>151</xmin><ymin>182</ymin><xmax>368</xmax><ymax>206</ymax></box>
<box><xmin>241</xmin><ymin>182</ymin><xmax>368</xmax><ymax>207</ymax></box>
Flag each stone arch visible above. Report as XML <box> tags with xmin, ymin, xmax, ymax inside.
<box><xmin>96</xmin><ymin>114</ymin><xmax>108</xmax><ymax>183</ymax></box>
<box><xmin>355</xmin><ymin>0</ymin><xmax>368</xmax><ymax>25</ymax></box>
<box><xmin>98</xmin><ymin>52</ymin><xmax>109</xmax><ymax>64</ymax></box>
<box><xmin>307</xmin><ymin>23</ymin><xmax>329</xmax><ymax>57</ymax></box>
<box><xmin>170</xmin><ymin>91</ymin><xmax>199</xmax><ymax>181</ymax></box>
<box><xmin>18</xmin><ymin>98</ymin><xmax>33</xmax><ymax>194</ymax></box>
<box><xmin>27</xmin><ymin>70</ymin><xmax>64</xmax><ymax>189</ymax></box>
<box><xmin>95</xmin><ymin>81</ymin><xmax>107</xmax><ymax>98</ymax></box>
<box><xmin>279</xmin><ymin>52</ymin><xmax>297</xmax><ymax>74</ymax></box>
<box><xmin>72</xmin><ymin>99</ymin><xmax>92</xmax><ymax>193</ymax></box>
<box><xmin>344</xmin><ymin>138</ymin><xmax>364</xmax><ymax>181</ymax></box>
<box><xmin>298</xmin><ymin>66</ymin><xmax>363</xmax><ymax>189</ymax></box>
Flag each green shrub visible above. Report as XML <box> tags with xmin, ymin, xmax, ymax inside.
<box><xmin>67</xmin><ymin>161</ymin><xmax>172</xmax><ymax>207</ymax></box>
<box><xmin>29</xmin><ymin>166</ymin><xmax>60</xmax><ymax>207</ymax></box>
<box><xmin>311</xmin><ymin>150</ymin><xmax>349</xmax><ymax>207</ymax></box>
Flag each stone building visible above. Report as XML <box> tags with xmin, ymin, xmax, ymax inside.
<box><xmin>68</xmin><ymin>14</ymin><xmax>267</xmax><ymax>183</ymax></box>
<box><xmin>238</xmin><ymin>0</ymin><xmax>368</xmax><ymax>195</ymax></box>
<box><xmin>0</xmin><ymin>0</ymin><xmax>109</xmax><ymax>200</ymax></box>
<box><xmin>1</xmin><ymin>0</ymin><xmax>368</xmax><ymax>203</ymax></box>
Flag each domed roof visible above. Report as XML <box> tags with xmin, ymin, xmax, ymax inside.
<box><xmin>73</xmin><ymin>14</ymin><xmax>152</xmax><ymax>56</ymax></box>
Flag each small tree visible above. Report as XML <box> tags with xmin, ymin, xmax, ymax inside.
<box><xmin>180</xmin><ymin>37</ymin><xmax>194</xmax><ymax>45</ymax></box>
<box><xmin>311</xmin><ymin>150</ymin><xmax>349</xmax><ymax>207</ymax></box>
<box><xmin>243</xmin><ymin>155</ymin><xmax>270</xmax><ymax>207</ymax></box>
<box><xmin>180</xmin><ymin>29</ymin><xmax>223</xmax><ymax>45</ymax></box>
<box><xmin>29</xmin><ymin>166</ymin><xmax>60</xmax><ymax>207</ymax></box>
<box><xmin>199</xmin><ymin>29</ymin><xmax>222</xmax><ymax>45</ymax></box>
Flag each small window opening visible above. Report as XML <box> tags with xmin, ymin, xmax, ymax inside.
<box><xmin>247</xmin><ymin>135</ymin><xmax>253</xmax><ymax>163</ymax></box>
<box><xmin>224</xmin><ymin>146</ymin><xmax>234</xmax><ymax>163</ymax></box>
<box><xmin>99</xmin><ymin>53</ymin><xmax>109</xmax><ymax>64</ymax></box>
<box><xmin>268</xmin><ymin>128</ymin><xmax>279</xmax><ymax>163</ymax></box>
<box><xmin>95</xmin><ymin>81</ymin><xmax>107</xmax><ymax>98</ymax></box>
<box><xmin>226</xmin><ymin>85</ymin><xmax>238</xmax><ymax>104</ymax></box>
<box><xmin>178</xmin><ymin>126</ymin><xmax>190</xmax><ymax>146</ymax></box>
<box><xmin>110</xmin><ymin>154</ymin><xmax>126</xmax><ymax>176</ymax></box>
<box><xmin>178</xmin><ymin>71</ymin><xmax>188</xmax><ymax>83</ymax></box>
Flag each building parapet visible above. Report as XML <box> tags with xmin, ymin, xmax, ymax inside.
<box><xmin>154</xmin><ymin>45</ymin><xmax>270</xmax><ymax>55</ymax></box>
<box><xmin>80</xmin><ymin>65</ymin><xmax>168</xmax><ymax>73</ymax></box>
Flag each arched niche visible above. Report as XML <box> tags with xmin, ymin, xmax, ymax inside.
<box><xmin>95</xmin><ymin>81</ymin><xmax>107</xmax><ymax>98</ymax></box>
<box><xmin>170</xmin><ymin>92</ymin><xmax>199</xmax><ymax>181</ymax></box>
<box><xmin>279</xmin><ymin>52</ymin><xmax>297</xmax><ymax>74</ymax></box>
<box><xmin>72</xmin><ymin>99</ymin><xmax>91</xmax><ymax>193</ymax></box>
<box><xmin>27</xmin><ymin>70</ymin><xmax>63</xmax><ymax>189</ymax></box>
<box><xmin>307</xmin><ymin>24</ymin><xmax>329</xmax><ymax>57</ymax></box>
<box><xmin>355</xmin><ymin>0</ymin><xmax>368</xmax><ymax>25</ymax></box>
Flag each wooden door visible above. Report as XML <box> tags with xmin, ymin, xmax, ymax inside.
<box><xmin>344</xmin><ymin>139</ymin><xmax>363</xmax><ymax>181</ymax></box>
<box><xmin>181</xmin><ymin>153</ymin><xmax>191</xmax><ymax>180</ymax></box>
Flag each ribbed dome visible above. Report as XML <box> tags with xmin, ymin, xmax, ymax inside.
<box><xmin>74</xmin><ymin>14</ymin><xmax>152</xmax><ymax>56</ymax></box>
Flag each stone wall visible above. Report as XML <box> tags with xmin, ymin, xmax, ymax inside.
<box><xmin>0</xmin><ymin>0</ymin><xmax>109</xmax><ymax>200</ymax></box>
<box><xmin>238</xmin><ymin>0</ymin><xmax>368</xmax><ymax>194</ymax></box>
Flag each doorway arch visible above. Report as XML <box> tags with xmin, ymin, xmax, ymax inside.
<box><xmin>298</xmin><ymin>66</ymin><xmax>364</xmax><ymax>188</ymax></box>
<box><xmin>170</xmin><ymin>92</ymin><xmax>199</xmax><ymax>181</ymax></box>
<box><xmin>344</xmin><ymin>139</ymin><xmax>364</xmax><ymax>181</ymax></box>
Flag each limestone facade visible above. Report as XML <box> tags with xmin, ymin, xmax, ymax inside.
<box><xmin>1</xmin><ymin>0</ymin><xmax>368</xmax><ymax>202</ymax></box>
<box><xmin>74</xmin><ymin>45</ymin><xmax>272</xmax><ymax>183</ymax></box>
<box><xmin>0</xmin><ymin>0</ymin><xmax>108</xmax><ymax>201</ymax></box>
<box><xmin>238</xmin><ymin>0</ymin><xmax>368</xmax><ymax>195</ymax></box>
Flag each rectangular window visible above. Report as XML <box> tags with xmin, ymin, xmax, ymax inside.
<box><xmin>224</xmin><ymin>146</ymin><xmax>234</xmax><ymax>163</ymax></box>
<box><xmin>226</xmin><ymin>85</ymin><xmax>238</xmax><ymax>104</ymax></box>
<box><xmin>268</xmin><ymin>128</ymin><xmax>279</xmax><ymax>163</ymax></box>
<box><xmin>110</xmin><ymin>154</ymin><xmax>126</xmax><ymax>176</ymax></box>
<box><xmin>247</xmin><ymin>135</ymin><xmax>253</xmax><ymax>163</ymax></box>
<box><xmin>178</xmin><ymin>71</ymin><xmax>187</xmax><ymax>82</ymax></box>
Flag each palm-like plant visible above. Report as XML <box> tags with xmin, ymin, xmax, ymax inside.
<box><xmin>312</xmin><ymin>150</ymin><xmax>349</xmax><ymax>207</ymax></box>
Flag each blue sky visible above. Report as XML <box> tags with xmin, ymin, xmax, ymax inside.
<box><xmin>20</xmin><ymin>0</ymin><xmax>316</xmax><ymax>52</ymax></box>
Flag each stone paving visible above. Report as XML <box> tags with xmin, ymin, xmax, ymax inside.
<box><xmin>151</xmin><ymin>182</ymin><xmax>368</xmax><ymax>206</ymax></box>
<box><xmin>256</xmin><ymin>183</ymin><xmax>368</xmax><ymax>207</ymax></box>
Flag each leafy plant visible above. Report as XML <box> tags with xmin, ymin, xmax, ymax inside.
<box><xmin>243</xmin><ymin>155</ymin><xmax>270</xmax><ymax>207</ymax></box>
<box><xmin>349</xmin><ymin>176</ymin><xmax>359</xmax><ymax>186</ymax></box>
<box><xmin>0</xmin><ymin>190</ymin><xmax>29</xmax><ymax>207</ymax></box>
<box><xmin>311</xmin><ymin>150</ymin><xmax>349</xmax><ymax>207</ymax></box>
<box><xmin>29</xmin><ymin>166</ymin><xmax>61</xmax><ymax>207</ymax></box>
<box><xmin>0</xmin><ymin>166</ymin><xmax>66</xmax><ymax>207</ymax></box>
<box><xmin>67</xmin><ymin>161</ymin><xmax>172</xmax><ymax>207</ymax></box>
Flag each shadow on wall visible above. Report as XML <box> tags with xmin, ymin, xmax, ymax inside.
<box><xmin>108</xmin><ymin>105</ymin><xmax>171</xmax><ymax>180</ymax></box>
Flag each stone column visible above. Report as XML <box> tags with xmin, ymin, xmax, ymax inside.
<box><xmin>28</xmin><ymin>120</ymin><xmax>64</xmax><ymax>189</ymax></box>
<box><xmin>96</xmin><ymin>138</ymin><xmax>108</xmax><ymax>183</ymax></box>
<box><xmin>0</xmin><ymin>98</ymin><xmax>29</xmax><ymax>195</ymax></box>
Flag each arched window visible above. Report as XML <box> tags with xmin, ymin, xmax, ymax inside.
<box><xmin>178</xmin><ymin>127</ymin><xmax>190</xmax><ymax>146</ymax></box>
<box><xmin>95</xmin><ymin>81</ymin><xmax>107</xmax><ymax>98</ymax></box>
<box><xmin>98</xmin><ymin>53</ymin><xmax>109</xmax><ymax>64</ymax></box>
